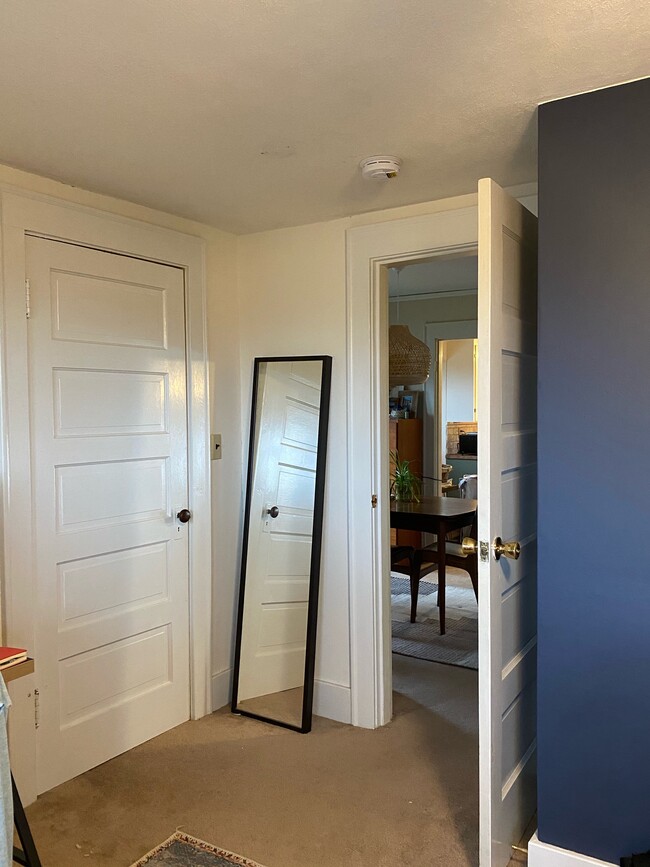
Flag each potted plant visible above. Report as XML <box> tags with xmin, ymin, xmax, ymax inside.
<box><xmin>390</xmin><ymin>450</ymin><xmax>421</xmax><ymax>502</ymax></box>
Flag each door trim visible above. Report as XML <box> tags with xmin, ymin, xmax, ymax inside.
<box><xmin>528</xmin><ymin>833</ymin><xmax>617</xmax><ymax>867</ymax></box>
<box><xmin>0</xmin><ymin>188</ymin><xmax>211</xmax><ymax>795</ymax></box>
<box><xmin>346</xmin><ymin>204</ymin><xmax>480</xmax><ymax>728</ymax></box>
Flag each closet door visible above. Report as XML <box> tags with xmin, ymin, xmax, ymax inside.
<box><xmin>27</xmin><ymin>238</ymin><xmax>191</xmax><ymax>793</ymax></box>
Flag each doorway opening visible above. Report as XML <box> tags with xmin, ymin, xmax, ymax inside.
<box><xmin>386</xmin><ymin>253</ymin><xmax>480</xmax><ymax>849</ymax></box>
<box><xmin>347</xmin><ymin>182</ymin><xmax>538</xmax><ymax>865</ymax></box>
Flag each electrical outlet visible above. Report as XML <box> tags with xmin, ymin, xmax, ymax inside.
<box><xmin>211</xmin><ymin>434</ymin><xmax>222</xmax><ymax>460</ymax></box>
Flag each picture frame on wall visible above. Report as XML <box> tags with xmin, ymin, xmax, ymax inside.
<box><xmin>400</xmin><ymin>390</ymin><xmax>420</xmax><ymax>418</ymax></box>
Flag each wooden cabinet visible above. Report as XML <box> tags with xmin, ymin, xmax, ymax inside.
<box><xmin>389</xmin><ymin>417</ymin><xmax>423</xmax><ymax>548</ymax></box>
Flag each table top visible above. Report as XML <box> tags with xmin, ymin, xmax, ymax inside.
<box><xmin>390</xmin><ymin>495</ymin><xmax>477</xmax><ymax>519</ymax></box>
<box><xmin>0</xmin><ymin>658</ymin><xmax>34</xmax><ymax>684</ymax></box>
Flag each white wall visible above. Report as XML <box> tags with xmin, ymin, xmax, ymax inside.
<box><xmin>236</xmin><ymin>219</ymin><xmax>352</xmax><ymax>719</ymax></box>
<box><xmin>0</xmin><ymin>164</ymin><xmax>535</xmax><ymax>725</ymax></box>
<box><xmin>236</xmin><ymin>187</ymin><xmax>535</xmax><ymax>723</ymax></box>
<box><xmin>0</xmin><ymin>163</ymin><xmax>242</xmax><ymax>704</ymax></box>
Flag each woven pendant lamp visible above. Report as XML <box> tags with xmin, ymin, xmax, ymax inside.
<box><xmin>389</xmin><ymin>265</ymin><xmax>432</xmax><ymax>387</ymax></box>
<box><xmin>389</xmin><ymin>324</ymin><xmax>431</xmax><ymax>387</ymax></box>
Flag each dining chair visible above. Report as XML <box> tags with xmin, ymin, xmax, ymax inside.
<box><xmin>407</xmin><ymin>511</ymin><xmax>478</xmax><ymax>630</ymax></box>
<box><xmin>390</xmin><ymin>545</ymin><xmax>414</xmax><ymax>569</ymax></box>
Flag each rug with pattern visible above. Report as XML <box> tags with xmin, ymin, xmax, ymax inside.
<box><xmin>131</xmin><ymin>833</ymin><xmax>267</xmax><ymax>867</ymax></box>
<box><xmin>391</xmin><ymin>570</ymin><xmax>478</xmax><ymax>670</ymax></box>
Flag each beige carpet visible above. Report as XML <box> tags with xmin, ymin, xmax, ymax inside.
<box><xmin>24</xmin><ymin>656</ymin><xmax>526</xmax><ymax>866</ymax></box>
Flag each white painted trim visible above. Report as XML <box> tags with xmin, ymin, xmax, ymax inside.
<box><xmin>211</xmin><ymin>672</ymin><xmax>351</xmax><ymax>724</ymax></box>
<box><xmin>6</xmin><ymin>673</ymin><xmax>38</xmax><ymax>805</ymax></box>
<box><xmin>346</xmin><ymin>206</ymin><xmax>479</xmax><ymax>729</ymax></box>
<box><xmin>388</xmin><ymin>288</ymin><xmax>477</xmax><ymax>303</ymax></box>
<box><xmin>313</xmin><ymin>679</ymin><xmax>352</xmax><ymax>724</ymax></box>
<box><xmin>211</xmin><ymin>669</ymin><xmax>232</xmax><ymax>711</ymax></box>
<box><xmin>528</xmin><ymin>832</ymin><xmax>617</xmax><ymax>867</ymax></box>
<box><xmin>537</xmin><ymin>75</ymin><xmax>649</xmax><ymax>106</ymax></box>
<box><xmin>0</xmin><ymin>188</ymin><xmax>212</xmax><ymax>774</ymax></box>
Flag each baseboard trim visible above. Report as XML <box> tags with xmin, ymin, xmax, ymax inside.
<box><xmin>211</xmin><ymin>668</ymin><xmax>232</xmax><ymax>711</ymax></box>
<box><xmin>528</xmin><ymin>832</ymin><xmax>617</xmax><ymax>867</ymax></box>
<box><xmin>212</xmin><ymin>671</ymin><xmax>351</xmax><ymax>724</ymax></box>
<box><xmin>313</xmin><ymin>679</ymin><xmax>351</xmax><ymax>724</ymax></box>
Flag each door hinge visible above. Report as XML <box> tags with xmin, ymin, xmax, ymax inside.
<box><xmin>25</xmin><ymin>278</ymin><xmax>31</xmax><ymax>319</ymax></box>
<box><xmin>34</xmin><ymin>688</ymin><xmax>40</xmax><ymax>729</ymax></box>
<box><xmin>371</xmin><ymin>494</ymin><xmax>378</xmax><ymax>508</ymax></box>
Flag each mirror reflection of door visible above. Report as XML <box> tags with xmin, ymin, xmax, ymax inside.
<box><xmin>234</xmin><ymin>358</ymin><xmax>330</xmax><ymax>730</ymax></box>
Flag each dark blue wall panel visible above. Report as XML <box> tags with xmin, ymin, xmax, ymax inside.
<box><xmin>538</xmin><ymin>78</ymin><xmax>650</xmax><ymax>862</ymax></box>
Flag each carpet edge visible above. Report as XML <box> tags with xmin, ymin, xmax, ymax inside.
<box><xmin>130</xmin><ymin>831</ymin><xmax>268</xmax><ymax>867</ymax></box>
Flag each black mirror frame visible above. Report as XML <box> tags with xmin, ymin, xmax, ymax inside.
<box><xmin>231</xmin><ymin>355</ymin><xmax>332</xmax><ymax>733</ymax></box>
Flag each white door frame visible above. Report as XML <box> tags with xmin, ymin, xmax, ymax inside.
<box><xmin>0</xmin><ymin>188</ymin><xmax>212</xmax><ymax>728</ymax></box>
<box><xmin>346</xmin><ymin>204</ymin><xmax>479</xmax><ymax>728</ymax></box>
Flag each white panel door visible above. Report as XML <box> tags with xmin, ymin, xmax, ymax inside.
<box><xmin>478</xmin><ymin>179</ymin><xmax>538</xmax><ymax>865</ymax></box>
<box><xmin>26</xmin><ymin>237</ymin><xmax>190</xmax><ymax>794</ymax></box>
<box><xmin>238</xmin><ymin>361</ymin><xmax>321</xmax><ymax>702</ymax></box>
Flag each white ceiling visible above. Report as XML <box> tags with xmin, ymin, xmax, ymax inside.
<box><xmin>388</xmin><ymin>256</ymin><xmax>477</xmax><ymax>298</ymax></box>
<box><xmin>0</xmin><ymin>1</ymin><xmax>647</xmax><ymax>234</ymax></box>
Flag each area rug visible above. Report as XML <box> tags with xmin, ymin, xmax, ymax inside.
<box><xmin>391</xmin><ymin>570</ymin><xmax>478</xmax><ymax>670</ymax></box>
<box><xmin>131</xmin><ymin>832</ymin><xmax>267</xmax><ymax>867</ymax></box>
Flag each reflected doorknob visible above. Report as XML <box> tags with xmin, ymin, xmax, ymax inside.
<box><xmin>177</xmin><ymin>509</ymin><xmax>192</xmax><ymax>523</ymax></box>
<box><xmin>461</xmin><ymin>538</ymin><xmax>478</xmax><ymax>556</ymax></box>
<box><xmin>493</xmin><ymin>537</ymin><xmax>521</xmax><ymax>560</ymax></box>
<box><xmin>266</xmin><ymin>506</ymin><xmax>280</xmax><ymax>518</ymax></box>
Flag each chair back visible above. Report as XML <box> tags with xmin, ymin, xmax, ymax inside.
<box><xmin>458</xmin><ymin>473</ymin><xmax>478</xmax><ymax>538</ymax></box>
<box><xmin>458</xmin><ymin>473</ymin><xmax>478</xmax><ymax>500</ymax></box>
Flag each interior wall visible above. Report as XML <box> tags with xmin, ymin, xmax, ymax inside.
<box><xmin>236</xmin><ymin>188</ymin><xmax>534</xmax><ymax>722</ymax></box>
<box><xmin>390</xmin><ymin>295</ymin><xmax>478</xmax><ymax>481</ymax></box>
<box><xmin>0</xmin><ymin>165</ymin><xmax>536</xmax><ymax>727</ymax></box>
<box><xmin>388</xmin><ymin>293</ymin><xmax>478</xmax><ymax>338</ymax></box>
<box><xmin>236</xmin><ymin>218</ymin><xmax>351</xmax><ymax>720</ymax></box>
<box><xmin>538</xmin><ymin>78</ymin><xmax>650</xmax><ymax>862</ymax></box>
<box><xmin>0</xmin><ymin>163</ymin><xmax>242</xmax><ymax>705</ymax></box>
<box><xmin>388</xmin><ymin>293</ymin><xmax>478</xmax><ymax>404</ymax></box>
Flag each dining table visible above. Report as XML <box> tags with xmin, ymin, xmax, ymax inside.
<box><xmin>390</xmin><ymin>495</ymin><xmax>478</xmax><ymax>634</ymax></box>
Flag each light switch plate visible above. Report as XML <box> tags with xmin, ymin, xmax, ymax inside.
<box><xmin>211</xmin><ymin>434</ymin><xmax>222</xmax><ymax>460</ymax></box>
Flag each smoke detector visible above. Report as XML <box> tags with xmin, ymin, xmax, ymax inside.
<box><xmin>360</xmin><ymin>155</ymin><xmax>402</xmax><ymax>180</ymax></box>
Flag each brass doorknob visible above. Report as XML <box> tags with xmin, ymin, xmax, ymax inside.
<box><xmin>493</xmin><ymin>537</ymin><xmax>520</xmax><ymax>560</ymax></box>
<box><xmin>461</xmin><ymin>538</ymin><xmax>478</xmax><ymax>556</ymax></box>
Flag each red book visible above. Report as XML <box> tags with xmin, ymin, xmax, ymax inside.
<box><xmin>0</xmin><ymin>646</ymin><xmax>28</xmax><ymax>670</ymax></box>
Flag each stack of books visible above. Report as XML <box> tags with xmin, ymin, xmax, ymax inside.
<box><xmin>0</xmin><ymin>646</ymin><xmax>28</xmax><ymax>671</ymax></box>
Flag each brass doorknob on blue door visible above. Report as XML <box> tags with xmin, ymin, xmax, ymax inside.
<box><xmin>177</xmin><ymin>509</ymin><xmax>191</xmax><ymax>523</ymax></box>
<box><xmin>493</xmin><ymin>537</ymin><xmax>521</xmax><ymax>560</ymax></box>
<box><xmin>267</xmin><ymin>506</ymin><xmax>280</xmax><ymax>518</ymax></box>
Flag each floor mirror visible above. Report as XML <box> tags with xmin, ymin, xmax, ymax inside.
<box><xmin>231</xmin><ymin>356</ymin><xmax>332</xmax><ymax>732</ymax></box>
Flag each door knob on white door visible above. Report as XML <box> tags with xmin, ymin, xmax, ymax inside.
<box><xmin>266</xmin><ymin>506</ymin><xmax>280</xmax><ymax>518</ymax></box>
<box><xmin>177</xmin><ymin>509</ymin><xmax>192</xmax><ymax>523</ymax></box>
<box><xmin>461</xmin><ymin>538</ymin><xmax>479</xmax><ymax>556</ymax></box>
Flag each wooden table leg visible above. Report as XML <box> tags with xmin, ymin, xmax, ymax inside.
<box><xmin>438</xmin><ymin>520</ymin><xmax>446</xmax><ymax>635</ymax></box>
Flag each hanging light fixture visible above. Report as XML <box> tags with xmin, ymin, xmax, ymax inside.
<box><xmin>389</xmin><ymin>267</ymin><xmax>431</xmax><ymax>387</ymax></box>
